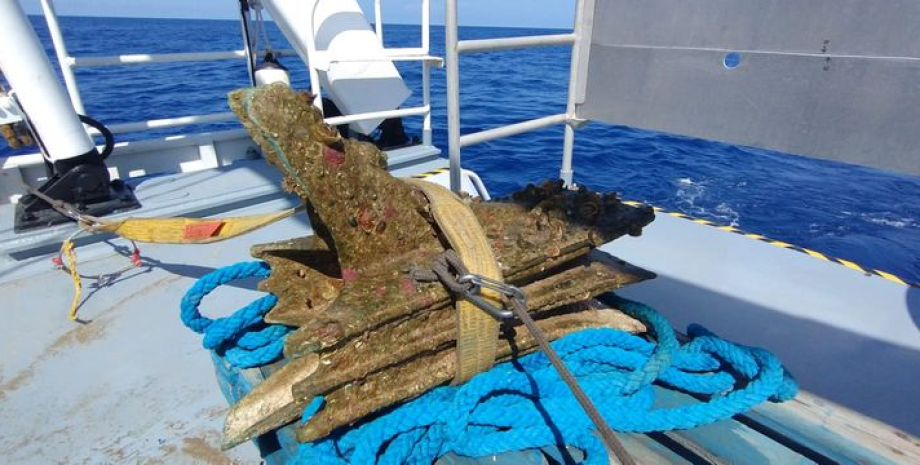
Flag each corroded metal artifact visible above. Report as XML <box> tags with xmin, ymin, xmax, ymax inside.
<box><xmin>222</xmin><ymin>83</ymin><xmax>655</xmax><ymax>448</ymax></box>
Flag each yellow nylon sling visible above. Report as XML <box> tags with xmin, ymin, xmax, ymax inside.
<box><xmin>406</xmin><ymin>179</ymin><xmax>502</xmax><ymax>384</ymax></box>
<box><xmin>86</xmin><ymin>207</ymin><xmax>299</xmax><ymax>244</ymax></box>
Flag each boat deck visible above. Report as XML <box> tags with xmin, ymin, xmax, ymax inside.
<box><xmin>607</xmin><ymin>209</ymin><xmax>920</xmax><ymax>437</ymax></box>
<box><xmin>1</xmin><ymin>155</ymin><xmax>919</xmax><ymax>463</ymax></box>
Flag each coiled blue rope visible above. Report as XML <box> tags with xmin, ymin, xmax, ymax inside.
<box><xmin>295</xmin><ymin>295</ymin><xmax>798</xmax><ymax>465</ymax></box>
<box><xmin>180</xmin><ymin>261</ymin><xmax>291</xmax><ymax>368</ymax></box>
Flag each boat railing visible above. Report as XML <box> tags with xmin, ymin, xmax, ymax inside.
<box><xmin>443</xmin><ymin>0</ymin><xmax>591</xmax><ymax>191</ymax></box>
<box><xmin>21</xmin><ymin>0</ymin><xmax>438</xmax><ymax>158</ymax></box>
<box><xmin>297</xmin><ymin>0</ymin><xmax>437</xmax><ymax>147</ymax></box>
<box><xmin>1</xmin><ymin>0</ymin><xmax>443</xmax><ymax>207</ymax></box>
<box><xmin>63</xmin><ymin>49</ymin><xmax>299</xmax><ymax>136</ymax></box>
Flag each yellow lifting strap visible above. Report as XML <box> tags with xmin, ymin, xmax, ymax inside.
<box><xmin>85</xmin><ymin>207</ymin><xmax>300</xmax><ymax>244</ymax></box>
<box><xmin>405</xmin><ymin>179</ymin><xmax>503</xmax><ymax>384</ymax></box>
<box><xmin>61</xmin><ymin>239</ymin><xmax>82</xmax><ymax>321</ymax></box>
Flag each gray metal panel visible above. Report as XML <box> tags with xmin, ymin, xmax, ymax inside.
<box><xmin>579</xmin><ymin>0</ymin><xmax>920</xmax><ymax>176</ymax></box>
<box><xmin>590</xmin><ymin>0</ymin><xmax>920</xmax><ymax>57</ymax></box>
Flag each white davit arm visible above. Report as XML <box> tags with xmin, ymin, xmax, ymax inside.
<box><xmin>0</xmin><ymin>0</ymin><xmax>96</xmax><ymax>162</ymax></box>
<box><xmin>259</xmin><ymin>0</ymin><xmax>411</xmax><ymax>135</ymax></box>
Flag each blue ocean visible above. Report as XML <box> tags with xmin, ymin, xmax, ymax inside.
<box><xmin>5</xmin><ymin>16</ymin><xmax>920</xmax><ymax>283</ymax></box>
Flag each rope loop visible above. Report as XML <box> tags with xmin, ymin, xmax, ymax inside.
<box><xmin>296</xmin><ymin>295</ymin><xmax>798</xmax><ymax>464</ymax></box>
<box><xmin>180</xmin><ymin>261</ymin><xmax>291</xmax><ymax>368</ymax></box>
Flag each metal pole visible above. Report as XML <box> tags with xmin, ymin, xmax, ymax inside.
<box><xmin>561</xmin><ymin>127</ymin><xmax>576</xmax><ymax>187</ymax></box>
<box><xmin>458</xmin><ymin>33</ymin><xmax>576</xmax><ymax>53</ymax></box>
<box><xmin>238</xmin><ymin>0</ymin><xmax>257</xmax><ymax>86</ymax></box>
<box><xmin>560</xmin><ymin>0</ymin><xmax>587</xmax><ymax>187</ymax></box>
<box><xmin>39</xmin><ymin>0</ymin><xmax>85</xmax><ymax>114</ymax></box>
<box><xmin>69</xmin><ymin>49</ymin><xmax>297</xmax><ymax>67</ymax></box>
<box><xmin>325</xmin><ymin>105</ymin><xmax>429</xmax><ymax>126</ymax></box>
<box><xmin>421</xmin><ymin>0</ymin><xmax>430</xmax><ymax>53</ymax></box>
<box><xmin>423</xmin><ymin>61</ymin><xmax>432</xmax><ymax>146</ymax></box>
<box><xmin>421</xmin><ymin>0</ymin><xmax>432</xmax><ymax>147</ymax></box>
<box><xmin>460</xmin><ymin>114</ymin><xmax>567</xmax><ymax>148</ymax></box>
<box><xmin>445</xmin><ymin>0</ymin><xmax>462</xmax><ymax>192</ymax></box>
<box><xmin>1</xmin><ymin>0</ymin><xmax>96</xmax><ymax>161</ymax></box>
<box><xmin>374</xmin><ymin>0</ymin><xmax>384</xmax><ymax>45</ymax></box>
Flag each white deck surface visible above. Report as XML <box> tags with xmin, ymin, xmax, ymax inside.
<box><xmin>607</xmin><ymin>212</ymin><xmax>920</xmax><ymax>436</ymax></box>
<box><xmin>0</xmin><ymin>157</ymin><xmax>446</xmax><ymax>463</ymax></box>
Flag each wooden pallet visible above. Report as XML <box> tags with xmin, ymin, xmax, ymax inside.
<box><xmin>213</xmin><ymin>353</ymin><xmax>920</xmax><ymax>464</ymax></box>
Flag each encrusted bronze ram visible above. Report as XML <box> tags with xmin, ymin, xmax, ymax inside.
<box><xmin>221</xmin><ymin>83</ymin><xmax>655</xmax><ymax>448</ymax></box>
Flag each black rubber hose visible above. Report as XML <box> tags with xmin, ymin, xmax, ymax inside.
<box><xmin>78</xmin><ymin>114</ymin><xmax>114</xmax><ymax>160</ymax></box>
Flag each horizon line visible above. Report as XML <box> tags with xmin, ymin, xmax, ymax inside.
<box><xmin>27</xmin><ymin>13</ymin><xmax>570</xmax><ymax>31</ymax></box>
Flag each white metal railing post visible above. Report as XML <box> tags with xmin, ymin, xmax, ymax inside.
<box><xmin>423</xmin><ymin>61</ymin><xmax>432</xmax><ymax>146</ymax></box>
<box><xmin>422</xmin><ymin>0</ymin><xmax>430</xmax><ymax>53</ymax></box>
<box><xmin>39</xmin><ymin>0</ymin><xmax>85</xmax><ymax>114</ymax></box>
<box><xmin>421</xmin><ymin>0</ymin><xmax>432</xmax><ymax>146</ymax></box>
<box><xmin>561</xmin><ymin>126</ymin><xmax>576</xmax><ymax>186</ymax></box>
<box><xmin>444</xmin><ymin>3</ymin><xmax>583</xmax><ymax>188</ymax></box>
<box><xmin>560</xmin><ymin>0</ymin><xmax>590</xmax><ymax>187</ymax></box>
<box><xmin>445</xmin><ymin>0</ymin><xmax>462</xmax><ymax>192</ymax></box>
<box><xmin>374</xmin><ymin>0</ymin><xmax>384</xmax><ymax>45</ymax></box>
<box><xmin>305</xmin><ymin>6</ymin><xmax>324</xmax><ymax>111</ymax></box>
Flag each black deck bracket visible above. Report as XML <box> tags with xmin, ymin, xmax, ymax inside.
<box><xmin>13</xmin><ymin>149</ymin><xmax>141</xmax><ymax>233</ymax></box>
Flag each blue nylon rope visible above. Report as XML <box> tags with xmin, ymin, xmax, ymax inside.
<box><xmin>179</xmin><ymin>263</ymin><xmax>798</xmax><ymax>464</ymax></box>
<box><xmin>180</xmin><ymin>261</ymin><xmax>291</xmax><ymax>368</ymax></box>
<box><xmin>295</xmin><ymin>295</ymin><xmax>798</xmax><ymax>465</ymax></box>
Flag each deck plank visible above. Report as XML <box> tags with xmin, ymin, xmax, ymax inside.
<box><xmin>616</xmin><ymin>432</ymin><xmax>694</xmax><ymax>464</ymax></box>
<box><xmin>652</xmin><ymin>388</ymin><xmax>815</xmax><ymax>464</ymax></box>
<box><xmin>743</xmin><ymin>391</ymin><xmax>920</xmax><ymax>464</ymax></box>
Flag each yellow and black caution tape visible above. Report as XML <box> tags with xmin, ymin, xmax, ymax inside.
<box><xmin>411</xmin><ymin>167</ymin><xmax>450</xmax><ymax>179</ymax></box>
<box><xmin>623</xmin><ymin>201</ymin><xmax>920</xmax><ymax>289</ymax></box>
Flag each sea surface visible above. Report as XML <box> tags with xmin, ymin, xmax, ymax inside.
<box><xmin>4</xmin><ymin>16</ymin><xmax>920</xmax><ymax>283</ymax></box>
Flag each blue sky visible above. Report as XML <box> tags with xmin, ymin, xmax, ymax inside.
<box><xmin>20</xmin><ymin>1</ymin><xmax>576</xmax><ymax>29</ymax></box>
